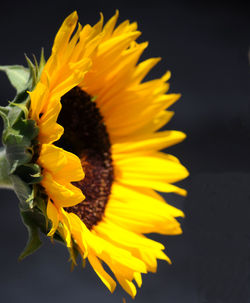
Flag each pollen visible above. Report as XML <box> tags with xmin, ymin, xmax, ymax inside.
<box><xmin>56</xmin><ymin>87</ymin><xmax>114</xmax><ymax>229</ymax></box>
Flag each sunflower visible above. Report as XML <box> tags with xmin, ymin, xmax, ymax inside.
<box><xmin>1</xmin><ymin>11</ymin><xmax>188</xmax><ymax>297</ymax></box>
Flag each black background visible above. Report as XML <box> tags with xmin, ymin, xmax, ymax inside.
<box><xmin>0</xmin><ymin>1</ymin><xmax>249</xmax><ymax>303</ymax></box>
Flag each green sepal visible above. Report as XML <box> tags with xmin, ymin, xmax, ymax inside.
<box><xmin>26</xmin><ymin>189</ymin><xmax>35</xmax><ymax>209</ymax></box>
<box><xmin>9</xmin><ymin>101</ymin><xmax>29</xmax><ymax>118</ymax></box>
<box><xmin>38</xmin><ymin>48</ymin><xmax>46</xmax><ymax>80</ymax></box>
<box><xmin>72</xmin><ymin>242</ymin><xmax>80</xmax><ymax>266</ymax></box>
<box><xmin>0</xmin><ymin>49</ymin><xmax>46</xmax><ymax>96</ymax></box>
<box><xmin>15</xmin><ymin>163</ymin><xmax>42</xmax><ymax>184</ymax></box>
<box><xmin>3</xmin><ymin>119</ymin><xmax>39</xmax><ymax>173</ymax></box>
<box><xmin>19</xmin><ymin>209</ymin><xmax>43</xmax><ymax>261</ymax></box>
<box><xmin>25</xmin><ymin>55</ymin><xmax>37</xmax><ymax>90</ymax></box>
<box><xmin>53</xmin><ymin>230</ymin><xmax>66</xmax><ymax>244</ymax></box>
<box><xmin>0</xmin><ymin>65</ymin><xmax>30</xmax><ymax>94</ymax></box>
<box><xmin>0</xmin><ymin>148</ymin><xmax>13</xmax><ymax>189</ymax></box>
<box><xmin>10</xmin><ymin>175</ymin><xmax>32</xmax><ymax>208</ymax></box>
<box><xmin>0</xmin><ymin>106</ymin><xmax>10</xmax><ymax>127</ymax></box>
<box><xmin>0</xmin><ymin>50</ymin><xmax>50</xmax><ymax>260</ymax></box>
<box><xmin>6</xmin><ymin>91</ymin><xmax>30</xmax><ymax>126</ymax></box>
<box><xmin>35</xmin><ymin>194</ymin><xmax>48</xmax><ymax>229</ymax></box>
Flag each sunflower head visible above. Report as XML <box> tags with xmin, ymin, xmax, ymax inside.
<box><xmin>0</xmin><ymin>11</ymin><xmax>188</xmax><ymax>297</ymax></box>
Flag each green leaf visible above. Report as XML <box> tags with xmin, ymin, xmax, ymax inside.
<box><xmin>19</xmin><ymin>210</ymin><xmax>42</xmax><ymax>261</ymax></box>
<box><xmin>0</xmin><ymin>65</ymin><xmax>29</xmax><ymax>93</ymax></box>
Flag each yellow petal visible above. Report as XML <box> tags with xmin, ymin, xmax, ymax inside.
<box><xmin>114</xmin><ymin>153</ymin><xmax>189</xmax><ymax>191</ymax></box>
<box><xmin>116</xmin><ymin>277</ymin><xmax>137</xmax><ymax>298</ymax></box>
<box><xmin>66</xmin><ymin>212</ymin><xmax>90</xmax><ymax>257</ymax></box>
<box><xmin>29</xmin><ymin>82</ymin><xmax>49</xmax><ymax>121</ymax></box>
<box><xmin>38</xmin><ymin>144</ymin><xmax>84</xmax><ymax>182</ymax></box>
<box><xmin>88</xmin><ymin>254</ymin><xmax>117</xmax><ymax>293</ymax></box>
<box><xmin>134</xmin><ymin>272</ymin><xmax>142</xmax><ymax>288</ymax></box>
<box><xmin>106</xmin><ymin>183</ymin><xmax>184</xmax><ymax>234</ymax></box>
<box><xmin>111</xmin><ymin>110</ymin><xmax>174</xmax><ymax>143</ymax></box>
<box><xmin>95</xmin><ymin>220</ymin><xmax>165</xmax><ymax>251</ymax></box>
<box><xmin>41</xmin><ymin>172</ymin><xmax>84</xmax><ymax>207</ymax></box>
<box><xmin>102</xmin><ymin>10</ymin><xmax>119</xmax><ymax>40</ymax></box>
<box><xmin>98</xmin><ymin>31</ymin><xmax>141</xmax><ymax>58</ymax></box>
<box><xmin>59</xmin><ymin>209</ymin><xmax>72</xmax><ymax>248</ymax></box>
<box><xmin>52</xmin><ymin>11</ymin><xmax>78</xmax><ymax>57</ymax></box>
<box><xmin>132</xmin><ymin>57</ymin><xmax>161</xmax><ymax>84</ymax></box>
<box><xmin>47</xmin><ymin>199</ymin><xmax>59</xmax><ymax>237</ymax></box>
<box><xmin>37</xmin><ymin>100</ymin><xmax>64</xmax><ymax>144</ymax></box>
<box><xmin>112</xmin><ymin>130</ymin><xmax>186</xmax><ymax>155</ymax></box>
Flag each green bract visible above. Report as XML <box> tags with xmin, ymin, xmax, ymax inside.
<box><xmin>0</xmin><ymin>51</ymin><xmax>50</xmax><ymax>260</ymax></box>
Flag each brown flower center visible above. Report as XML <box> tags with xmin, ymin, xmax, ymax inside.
<box><xmin>55</xmin><ymin>86</ymin><xmax>113</xmax><ymax>229</ymax></box>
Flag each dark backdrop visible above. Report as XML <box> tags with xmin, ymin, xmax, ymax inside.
<box><xmin>0</xmin><ymin>1</ymin><xmax>249</xmax><ymax>303</ymax></box>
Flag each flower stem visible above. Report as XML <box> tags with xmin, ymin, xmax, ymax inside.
<box><xmin>0</xmin><ymin>148</ymin><xmax>13</xmax><ymax>189</ymax></box>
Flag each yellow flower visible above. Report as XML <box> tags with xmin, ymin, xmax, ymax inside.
<box><xmin>29</xmin><ymin>11</ymin><xmax>189</xmax><ymax>297</ymax></box>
